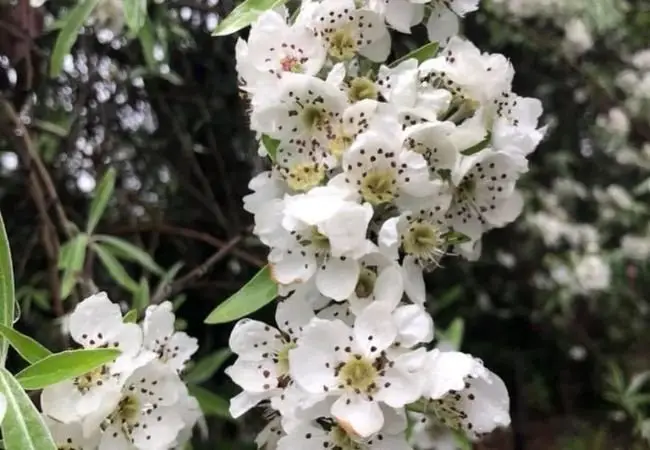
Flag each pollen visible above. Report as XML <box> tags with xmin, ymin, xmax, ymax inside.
<box><xmin>73</xmin><ymin>364</ymin><xmax>109</xmax><ymax>393</ymax></box>
<box><xmin>348</xmin><ymin>77</ymin><xmax>377</xmax><ymax>102</ymax></box>
<box><xmin>328</xmin><ymin>29</ymin><xmax>358</xmax><ymax>61</ymax></box>
<box><xmin>115</xmin><ymin>394</ymin><xmax>141</xmax><ymax>423</ymax></box>
<box><xmin>338</xmin><ymin>357</ymin><xmax>378</xmax><ymax>392</ymax></box>
<box><xmin>328</xmin><ymin>133</ymin><xmax>354</xmax><ymax>160</ymax></box>
<box><xmin>286</xmin><ymin>162</ymin><xmax>325</xmax><ymax>191</ymax></box>
<box><xmin>279</xmin><ymin>55</ymin><xmax>303</xmax><ymax>73</ymax></box>
<box><xmin>402</xmin><ymin>221</ymin><xmax>445</xmax><ymax>262</ymax></box>
<box><xmin>360</xmin><ymin>169</ymin><xmax>397</xmax><ymax>205</ymax></box>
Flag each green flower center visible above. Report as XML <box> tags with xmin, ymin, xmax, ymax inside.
<box><xmin>115</xmin><ymin>394</ymin><xmax>140</xmax><ymax>424</ymax></box>
<box><xmin>302</xmin><ymin>106</ymin><xmax>326</xmax><ymax>131</ymax></box>
<box><xmin>286</xmin><ymin>162</ymin><xmax>325</xmax><ymax>192</ymax></box>
<box><xmin>402</xmin><ymin>221</ymin><xmax>444</xmax><ymax>261</ymax></box>
<box><xmin>355</xmin><ymin>268</ymin><xmax>377</xmax><ymax>299</ymax></box>
<box><xmin>456</xmin><ymin>177</ymin><xmax>476</xmax><ymax>200</ymax></box>
<box><xmin>329</xmin><ymin>29</ymin><xmax>357</xmax><ymax>61</ymax></box>
<box><xmin>330</xmin><ymin>425</ymin><xmax>363</xmax><ymax>450</ymax></box>
<box><xmin>360</xmin><ymin>169</ymin><xmax>396</xmax><ymax>205</ymax></box>
<box><xmin>73</xmin><ymin>365</ymin><xmax>109</xmax><ymax>393</ymax></box>
<box><xmin>338</xmin><ymin>357</ymin><xmax>378</xmax><ymax>392</ymax></box>
<box><xmin>329</xmin><ymin>133</ymin><xmax>354</xmax><ymax>159</ymax></box>
<box><xmin>276</xmin><ymin>342</ymin><xmax>297</xmax><ymax>376</ymax></box>
<box><xmin>348</xmin><ymin>77</ymin><xmax>377</xmax><ymax>102</ymax></box>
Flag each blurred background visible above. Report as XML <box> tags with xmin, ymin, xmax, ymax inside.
<box><xmin>0</xmin><ymin>0</ymin><xmax>648</xmax><ymax>448</ymax></box>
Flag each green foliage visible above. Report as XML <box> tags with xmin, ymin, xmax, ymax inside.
<box><xmin>390</xmin><ymin>41</ymin><xmax>440</xmax><ymax>67</ymax></box>
<box><xmin>188</xmin><ymin>385</ymin><xmax>232</xmax><ymax>420</ymax></box>
<box><xmin>211</xmin><ymin>0</ymin><xmax>289</xmax><ymax>36</ymax></box>
<box><xmin>86</xmin><ymin>168</ymin><xmax>116</xmax><ymax>234</ymax></box>
<box><xmin>185</xmin><ymin>348</ymin><xmax>232</xmax><ymax>385</ymax></box>
<box><xmin>50</xmin><ymin>0</ymin><xmax>101</xmax><ymax>77</ymax></box>
<box><xmin>0</xmin><ymin>325</ymin><xmax>51</xmax><ymax>365</ymax></box>
<box><xmin>0</xmin><ymin>367</ymin><xmax>56</xmax><ymax>450</ymax></box>
<box><xmin>93</xmin><ymin>235</ymin><xmax>164</xmax><ymax>275</ymax></box>
<box><xmin>261</xmin><ymin>134</ymin><xmax>280</xmax><ymax>162</ymax></box>
<box><xmin>0</xmin><ymin>214</ymin><xmax>15</xmax><ymax>366</ymax></box>
<box><xmin>91</xmin><ymin>243</ymin><xmax>140</xmax><ymax>293</ymax></box>
<box><xmin>123</xmin><ymin>308</ymin><xmax>138</xmax><ymax>323</ymax></box>
<box><xmin>123</xmin><ymin>0</ymin><xmax>148</xmax><ymax>35</ymax></box>
<box><xmin>15</xmin><ymin>348</ymin><xmax>121</xmax><ymax>390</ymax></box>
<box><xmin>58</xmin><ymin>234</ymin><xmax>89</xmax><ymax>300</ymax></box>
<box><xmin>205</xmin><ymin>266</ymin><xmax>278</xmax><ymax>324</ymax></box>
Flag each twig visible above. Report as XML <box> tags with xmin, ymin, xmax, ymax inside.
<box><xmin>0</xmin><ymin>98</ymin><xmax>64</xmax><ymax>316</ymax></box>
<box><xmin>151</xmin><ymin>232</ymin><xmax>247</xmax><ymax>303</ymax></box>
<box><xmin>110</xmin><ymin>222</ymin><xmax>265</xmax><ymax>268</ymax></box>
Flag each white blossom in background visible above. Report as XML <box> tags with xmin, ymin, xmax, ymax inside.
<box><xmin>40</xmin><ymin>293</ymin><xmax>201</xmax><ymax>450</ymax></box>
<box><xmin>229</xmin><ymin>0</ymin><xmax>543</xmax><ymax>447</ymax></box>
<box><xmin>574</xmin><ymin>253</ymin><xmax>611</xmax><ymax>293</ymax></box>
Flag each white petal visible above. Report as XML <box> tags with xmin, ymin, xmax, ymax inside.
<box><xmin>316</xmin><ymin>257</ymin><xmax>360</xmax><ymax>301</ymax></box>
<box><xmin>165</xmin><ymin>332</ymin><xmax>199</xmax><ymax>371</ymax></box>
<box><xmin>225</xmin><ymin>358</ymin><xmax>279</xmax><ymax>393</ymax></box>
<box><xmin>377</xmin><ymin>365</ymin><xmax>422</xmax><ymax>407</ymax></box>
<box><xmin>69</xmin><ymin>292</ymin><xmax>122</xmax><ymax>347</ymax></box>
<box><xmin>424</xmin><ymin>350</ymin><xmax>485</xmax><ymax>399</ymax></box>
<box><xmin>461</xmin><ymin>370</ymin><xmax>511</xmax><ymax>436</ymax></box>
<box><xmin>402</xmin><ymin>256</ymin><xmax>426</xmax><ymax>305</ymax></box>
<box><xmin>378</xmin><ymin>217</ymin><xmax>400</xmax><ymax>260</ymax></box>
<box><xmin>426</xmin><ymin>5</ymin><xmax>459</xmax><ymax>45</ymax></box>
<box><xmin>277</xmin><ymin>423</ymin><xmax>329</xmax><ymax>450</ymax></box>
<box><xmin>229</xmin><ymin>391</ymin><xmax>271</xmax><ymax>418</ymax></box>
<box><xmin>131</xmin><ymin>405</ymin><xmax>184</xmax><ymax>449</ymax></box>
<box><xmin>275</xmin><ymin>294</ymin><xmax>314</xmax><ymax>338</ymax></box>
<box><xmin>354</xmin><ymin>302</ymin><xmax>397</xmax><ymax>357</ymax></box>
<box><xmin>142</xmin><ymin>301</ymin><xmax>175</xmax><ymax>348</ymax></box>
<box><xmin>331</xmin><ymin>394</ymin><xmax>384</xmax><ymax>438</ymax></box>
<box><xmin>393</xmin><ymin>304</ymin><xmax>434</xmax><ymax>347</ymax></box>
<box><xmin>373</xmin><ymin>265</ymin><xmax>404</xmax><ymax>309</ymax></box>
<box><xmin>269</xmin><ymin>247</ymin><xmax>317</xmax><ymax>286</ymax></box>
<box><xmin>228</xmin><ymin>319</ymin><xmax>284</xmax><ymax>360</ymax></box>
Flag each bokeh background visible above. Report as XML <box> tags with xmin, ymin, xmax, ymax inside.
<box><xmin>0</xmin><ymin>0</ymin><xmax>648</xmax><ymax>448</ymax></box>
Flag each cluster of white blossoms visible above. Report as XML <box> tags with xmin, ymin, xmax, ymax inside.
<box><xmin>228</xmin><ymin>0</ymin><xmax>544</xmax><ymax>449</ymax></box>
<box><xmin>40</xmin><ymin>293</ymin><xmax>201</xmax><ymax>450</ymax></box>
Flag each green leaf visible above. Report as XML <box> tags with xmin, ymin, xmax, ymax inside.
<box><xmin>0</xmin><ymin>368</ymin><xmax>56</xmax><ymax>450</ymax></box>
<box><xmin>15</xmin><ymin>348</ymin><xmax>121</xmax><ymax>390</ymax></box>
<box><xmin>59</xmin><ymin>234</ymin><xmax>89</xmax><ymax>300</ymax></box>
<box><xmin>440</xmin><ymin>318</ymin><xmax>464</xmax><ymax>351</ymax></box>
<box><xmin>93</xmin><ymin>235</ymin><xmax>163</xmax><ymax>275</ymax></box>
<box><xmin>212</xmin><ymin>0</ymin><xmax>288</xmax><ymax>36</ymax></box>
<box><xmin>123</xmin><ymin>0</ymin><xmax>148</xmax><ymax>34</ymax></box>
<box><xmin>261</xmin><ymin>134</ymin><xmax>280</xmax><ymax>162</ymax></box>
<box><xmin>92</xmin><ymin>243</ymin><xmax>139</xmax><ymax>293</ymax></box>
<box><xmin>0</xmin><ymin>325</ymin><xmax>51</xmax><ymax>365</ymax></box>
<box><xmin>123</xmin><ymin>309</ymin><xmax>138</xmax><ymax>323</ymax></box>
<box><xmin>152</xmin><ymin>261</ymin><xmax>184</xmax><ymax>302</ymax></box>
<box><xmin>0</xmin><ymin>214</ymin><xmax>15</xmax><ymax>366</ymax></box>
<box><xmin>390</xmin><ymin>41</ymin><xmax>439</xmax><ymax>68</ymax></box>
<box><xmin>138</xmin><ymin>18</ymin><xmax>158</xmax><ymax>69</ymax></box>
<box><xmin>460</xmin><ymin>133</ymin><xmax>491</xmax><ymax>156</ymax></box>
<box><xmin>184</xmin><ymin>349</ymin><xmax>232</xmax><ymax>385</ymax></box>
<box><xmin>188</xmin><ymin>385</ymin><xmax>231</xmax><ymax>420</ymax></box>
<box><xmin>133</xmin><ymin>277</ymin><xmax>150</xmax><ymax>312</ymax></box>
<box><xmin>205</xmin><ymin>266</ymin><xmax>277</xmax><ymax>324</ymax></box>
<box><xmin>49</xmin><ymin>0</ymin><xmax>101</xmax><ymax>78</ymax></box>
<box><xmin>86</xmin><ymin>168</ymin><xmax>116</xmax><ymax>234</ymax></box>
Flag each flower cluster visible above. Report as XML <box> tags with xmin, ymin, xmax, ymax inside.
<box><xmin>40</xmin><ymin>293</ymin><xmax>201</xmax><ymax>450</ymax></box>
<box><xmin>228</xmin><ymin>0</ymin><xmax>544</xmax><ymax>449</ymax></box>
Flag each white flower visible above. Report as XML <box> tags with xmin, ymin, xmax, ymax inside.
<box><xmin>142</xmin><ymin>301</ymin><xmax>198</xmax><ymax>373</ymax></box>
<box><xmin>309</xmin><ymin>0</ymin><xmax>391</xmax><ymax>62</ymax></box>
<box><xmin>574</xmin><ymin>254</ymin><xmax>611</xmax><ymax>292</ymax></box>
<box><xmin>490</xmin><ymin>93</ymin><xmax>545</xmax><ymax>156</ymax></box>
<box><xmin>95</xmin><ymin>361</ymin><xmax>185</xmax><ymax>450</ymax></box>
<box><xmin>446</xmin><ymin>151</ymin><xmax>527</xmax><ymax>240</ymax></box>
<box><xmin>289</xmin><ymin>304</ymin><xmax>424</xmax><ymax>438</ymax></box>
<box><xmin>226</xmin><ymin>294</ymin><xmax>314</xmax><ymax>419</ymax></box>
<box><xmin>269</xmin><ymin>186</ymin><xmax>375</xmax><ymax>300</ymax></box>
<box><xmin>427</xmin><ymin>0</ymin><xmax>480</xmax><ymax>45</ymax></box>
<box><xmin>402</xmin><ymin>121</ymin><xmax>462</xmax><ymax>177</ymax></box>
<box><xmin>252</xmin><ymin>73</ymin><xmax>348</xmax><ymax>145</ymax></box>
<box><xmin>44</xmin><ymin>417</ymin><xmax>100</xmax><ymax>449</ymax></box>
<box><xmin>41</xmin><ymin>293</ymin><xmax>151</xmax><ymax>426</ymax></box>
<box><xmin>621</xmin><ymin>235</ymin><xmax>650</xmax><ymax>261</ymax></box>
<box><xmin>409</xmin><ymin>413</ymin><xmax>461</xmax><ymax>450</ymax></box>
<box><xmin>237</xmin><ymin>10</ymin><xmax>327</xmax><ymax>92</ymax></box>
<box><xmin>170</xmin><ymin>386</ymin><xmax>203</xmax><ymax>449</ymax></box>
<box><xmin>277</xmin><ymin>403</ymin><xmax>411</xmax><ymax>450</ymax></box>
<box><xmin>421</xmin><ymin>349</ymin><xmax>510</xmax><ymax>439</ymax></box>
<box><xmin>562</xmin><ymin>18</ymin><xmax>593</xmax><ymax>57</ymax></box>
<box><xmin>256</xmin><ymin>415</ymin><xmax>285</xmax><ymax>450</ymax></box>
<box><xmin>330</xmin><ymin>130</ymin><xmax>436</xmax><ymax>208</ymax></box>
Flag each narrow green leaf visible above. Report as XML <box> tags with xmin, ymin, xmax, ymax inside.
<box><xmin>92</xmin><ymin>243</ymin><xmax>139</xmax><ymax>293</ymax></box>
<box><xmin>184</xmin><ymin>349</ymin><xmax>232</xmax><ymax>384</ymax></box>
<box><xmin>123</xmin><ymin>0</ymin><xmax>148</xmax><ymax>34</ymax></box>
<box><xmin>390</xmin><ymin>41</ymin><xmax>440</xmax><ymax>68</ymax></box>
<box><xmin>188</xmin><ymin>385</ymin><xmax>232</xmax><ymax>420</ymax></box>
<box><xmin>205</xmin><ymin>266</ymin><xmax>277</xmax><ymax>324</ymax></box>
<box><xmin>133</xmin><ymin>277</ymin><xmax>150</xmax><ymax>312</ymax></box>
<box><xmin>49</xmin><ymin>0</ymin><xmax>101</xmax><ymax>77</ymax></box>
<box><xmin>138</xmin><ymin>18</ymin><xmax>158</xmax><ymax>69</ymax></box>
<box><xmin>261</xmin><ymin>134</ymin><xmax>280</xmax><ymax>162</ymax></box>
<box><xmin>93</xmin><ymin>235</ymin><xmax>163</xmax><ymax>275</ymax></box>
<box><xmin>0</xmin><ymin>368</ymin><xmax>56</xmax><ymax>450</ymax></box>
<box><xmin>443</xmin><ymin>231</ymin><xmax>471</xmax><ymax>246</ymax></box>
<box><xmin>123</xmin><ymin>309</ymin><xmax>138</xmax><ymax>323</ymax></box>
<box><xmin>59</xmin><ymin>234</ymin><xmax>89</xmax><ymax>300</ymax></box>
<box><xmin>0</xmin><ymin>325</ymin><xmax>51</xmax><ymax>365</ymax></box>
<box><xmin>440</xmin><ymin>318</ymin><xmax>464</xmax><ymax>351</ymax></box>
<box><xmin>152</xmin><ymin>261</ymin><xmax>184</xmax><ymax>302</ymax></box>
<box><xmin>212</xmin><ymin>0</ymin><xmax>288</xmax><ymax>36</ymax></box>
<box><xmin>0</xmin><ymin>214</ymin><xmax>15</xmax><ymax>366</ymax></box>
<box><xmin>460</xmin><ymin>133</ymin><xmax>491</xmax><ymax>156</ymax></box>
<box><xmin>87</xmin><ymin>168</ymin><xmax>116</xmax><ymax>233</ymax></box>
<box><xmin>15</xmin><ymin>348</ymin><xmax>120</xmax><ymax>390</ymax></box>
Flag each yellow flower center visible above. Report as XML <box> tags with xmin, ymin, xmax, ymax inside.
<box><xmin>402</xmin><ymin>221</ymin><xmax>443</xmax><ymax>260</ymax></box>
<box><xmin>329</xmin><ymin>29</ymin><xmax>358</xmax><ymax>60</ymax></box>
<box><xmin>348</xmin><ymin>77</ymin><xmax>377</xmax><ymax>102</ymax></box>
<box><xmin>360</xmin><ymin>169</ymin><xmax>396</xmax><ymax>205</ymax></box>
<box><xmin>338</xmin><ymin>357</ymin><xmax>378</xmax><ymax>392</ymax></box>
<box><xmin>276</xmin><ymin>342</ymin><xmax>296</xmax><ymax>376</ymax></box>
<box><xmin>354</xmin><ymin>268</ymin><xmax>377</xmax><ymax>298</ymax></box>
<box><xmin>286</xmin><ymin>162</ymin><xmax>325</xmax><ymax>191</ymax></box>
<box><xmin>73</xmin><ymin>365</ymin><xmax>109</xmax><ymax>393</ymax></box>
